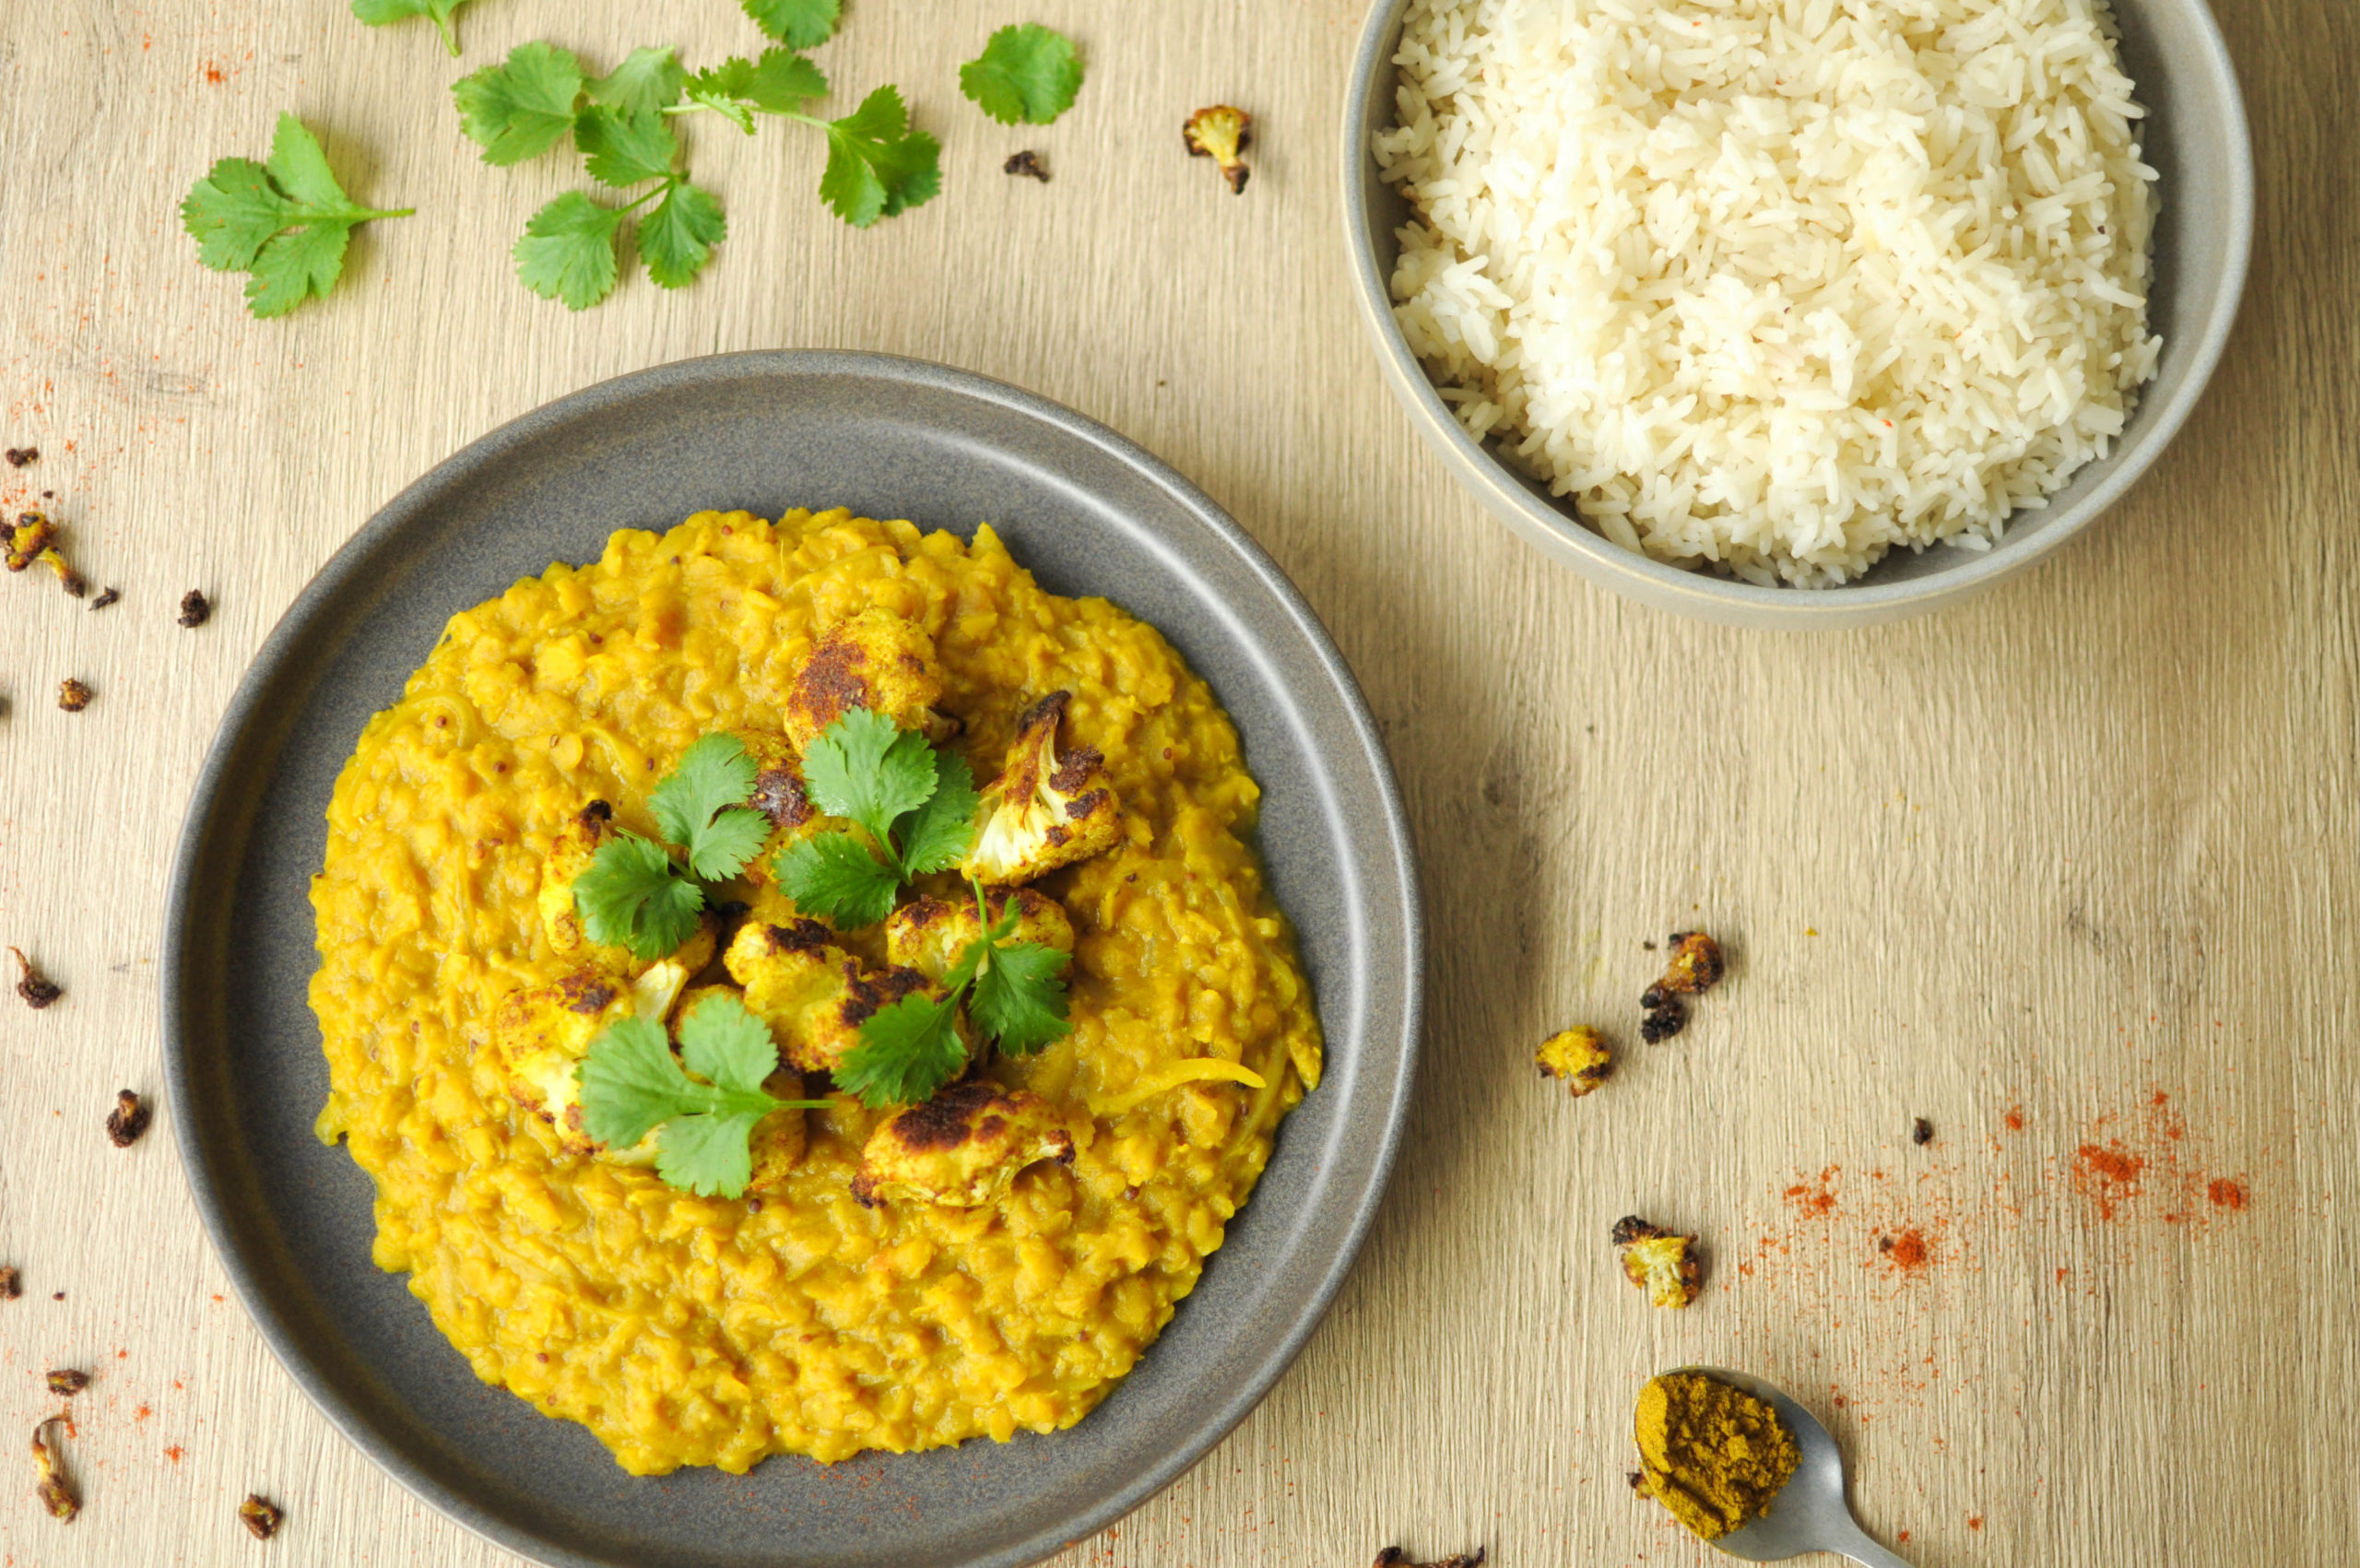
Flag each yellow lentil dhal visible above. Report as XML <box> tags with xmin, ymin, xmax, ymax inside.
<box><xmin>308</xmin><ymin>510</ymin><xmax>1322</xmax><ymax>1473</ymax></box>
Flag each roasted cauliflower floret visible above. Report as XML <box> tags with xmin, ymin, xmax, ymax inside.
<box><xmin>675</xmin><ymin>983</ymin><xmax>811</xmax><ymax>1191</ymax></box>
<box><xmin>488</xmin><ymin>967</ymin><xmax>655</xmax><ymax>1163</ymax></box>
<box><xmin>962</xmin><ymin>690</ymin><xmax>1123</xmax><ymax>886</ymax></box>
<box><xmin>630</xmin><ymin>914</ymin><xmax>718</xmax><ymax>1025</ymax></box>
<box><xmin>885</xmin><ymin>887</ymin><xmax>1077</xmax><ymax>982</ymax></box>
<box><xmin>1183</xmin><ymin>104</ymin><xmax>1252</xmax><ymax>194</ymax></box>
<box><xmin>783</xmin><ymin>608</ymin><xmax>947</xmax><ymax>751</ymax></box>
<box><xmin>725</xmin><ymin>917</ymin><xmax>946</xmax><ymax>1075</ymax></box>
<box><xmin>1611</xmin><ymin>1216</ymin><xmax>1704</xmax><ymax>1309</ymax></box>
<box><xmin>1537</xmin><ymin>1027</ymin><xmax>1613</xmax><ymax>1096</ymax></box>
<box><xmin>849</xmin><ymin>1079</ymin><xmax>1075</xmax><ymax>1208</ymax></box>
<box><xmin>537</xmin><ymin>799</ymin><xmax>618</xmax><ymax>957</ymax></box>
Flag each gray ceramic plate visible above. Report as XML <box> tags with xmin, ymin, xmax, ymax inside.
<box><xmin>161</xmin><ymin>351</ymin><xmax>1421</xmax><ymax>1568</ymax></box>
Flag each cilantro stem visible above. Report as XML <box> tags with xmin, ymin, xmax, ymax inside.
<box><xmin>433</xmin><ymin>15</ymin><xmax>459</xmax><ymax>56</ymax></box>
<box><xmin>343</xmin><ymin>207</ymin><xmax>418</xmax><ymax>220</ymax></box>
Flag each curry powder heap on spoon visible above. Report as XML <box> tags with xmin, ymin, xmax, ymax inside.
<box><xmin>1634</xmin><ymin>1372</ymin><xmax>1800</xmax><ymax>1539</ymax></box>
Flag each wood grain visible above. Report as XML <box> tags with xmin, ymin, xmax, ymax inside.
<box><xmin>1</xmin><ymin>0</ymin><xmax>2351</xmax><ymax>1563</ymax></box>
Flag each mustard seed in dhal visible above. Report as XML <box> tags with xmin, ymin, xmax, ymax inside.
<box><xmin>1634</xmin><ymin>1372</ymin><xmax>1800</xmax><ymax>1539</ymax></box>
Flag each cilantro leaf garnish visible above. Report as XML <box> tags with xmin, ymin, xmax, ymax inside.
<box><xmin>639</xmin><ymin>179</ymin><xmax>727</xmax><ymax>289</ymax></box>
<box><xmin>513</xmin><ymin>192</ymin><xmax>628</xmax><ymax>311</ymax></box>
<box><xmin>742</xmin><ymin>0</ymin><xmax>841</xmax><ymax>51</ymax></box>
<box><xmin>801</xmin><ymin>708</ymin><xmax>939</xmax><ymax>846</ymax></box>
<box><xmin>894</xmin><ymin>753</ymin><xmax>981</xmax><ymax>877</ymax></box>
<box><xmin>577</xmin><ymin>994</ymin><xmax>830</xmax><ymax>1198</ymax></box>
<box><xmin>350</xmin><ymin>0</ymin><xmax>478</xmax><ymax>57</ymax></box>
<box><xmin>181</xmin><ymin>114</ymin><xmax>413</xmax><ymax>320</ymax></box>
<box><xmin>959</xmin><ymin>25</ymin><xmax>1084</xmax><ymax>126</ymax></box>
<box><xmin>572</xmin><ymin>830</ymin><xmax>704</xmax><ymax>960</ymax></box>
<box><xmin>454</xmin><ymin>41</ymin><xmax>586</xmax><ymax>165</ymax></box>
<box><xmin>574</xmin><ymin>104</ymin><xmax>679</xmax><ymax>187</ymax></box>
<box><xmin>835</xmin><ymin>991</ymin><xmax>968</xmax><ymax>1107</ymax></box>
<box><xmin>817</xmin><ymin>86</ymin><xmax>941</xmax><ymax>229</ymax></box>
<box><xmin>683</xmin><ymin>49</ymin><xmax>829</xmax><ymax>131</ymax></box>
<box><xmin>588</xmin><ymin>46</ymin><xmax>689</xmax><ymax>116</ymax></box>
<box><xmin>773</xmin><ymin>709</ymin><xmax>976</xmax><ymax>925</ymax></box>
<box><xmin>970</xmin><ymin>935</ymin><xmax>1072</xmax><ymax>1055</ymax></box>
<box><xmin>773</xmin><ymin>832</ymin><xmax>903</xmax><ymax>929</ymax></box>
<box><xmin>567</xmin><ymin>735</ymin><xmax>770</xmax><ymax>957</ymax></box>
<box><xmin>647</xmin><ymin>734</ymin><xmax>769</xmax><ymax>878</ymax></box>
<box><xmin>834</xmin><ymin>886</ymin><xmax>1070</xmax><ymax>1107</ymax></box>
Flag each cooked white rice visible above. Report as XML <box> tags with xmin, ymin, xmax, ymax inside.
<box><xmin>1376</xmin><ymin>0</ymin><xmax>2161</xmax><ymax>586</ymax></box>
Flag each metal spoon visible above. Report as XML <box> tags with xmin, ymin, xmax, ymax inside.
<box><xmin>1664</xmin><ymin>1366</ymin><xmax>1913</xmax><ymax>1567</ymax></box>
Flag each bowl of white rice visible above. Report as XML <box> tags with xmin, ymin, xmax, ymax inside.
<box><xmin>1345</xmin><ymin>0</ymin><xmax>2251</xmax><ymax>627</ymax></box>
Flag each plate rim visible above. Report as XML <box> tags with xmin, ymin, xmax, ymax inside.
<box><xmin>159</xmin><ymin>348</ymin><xmax>1424</xmax><ymax>1568</ymax></box>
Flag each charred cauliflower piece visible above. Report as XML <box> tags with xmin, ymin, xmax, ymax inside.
<box><xmin>962</xmin><ymin>690</ymin><xmax>1122</xmax><ymax>886</ymax></box>
<box><xmin>1184</xmin><ymin>105</ymin><xmax>1252</xmax><ymax>194</ymax></box>
<box><xmin>1611</xmin><ymin>1216</ymin><xmax>1704</xmax><ymax>1309</ymax></box>
<box><xmin>885</xmin><ymin>887</ymin><xmax>1076</xmax><ymax>982</ymax></box>
<box><xmin>537</xmin><ymin>800</ymin><xmax>618</xmax><ymax>957</ymax></box>
<box><xmin>676</xmin><ymin>983</ymin><xmax>811</xmax><ymax>1191</ymax></box>
<box><xmin>5</xmin><ymin>511</ymin><xmax>86</xmax><ymax>597</ymax></box>
<box><xmin>725</xmin><ymin>918</ymin><xmax>946</xmax><ymax>1075</ymax></box>
<box><xmin>783</xmin><ymin>608</ymin><xmax>947</xmax><ymax>751</ymax></box>
<box><xmin>1644</xmin><ymin>931</ymin><xmax>1725</xmax><ymax>1008</ymax></box>
<box><xmin>489</xmin><ymin>968</ymin><xmax>654</xmax><ymax>1163</ymax></box>
<box><xmin>850</xmin><ymin>1079</ymin><xmax>1075</xmax><ymax>1208</ymax></box>
<box><xmin>1537</xmin><ymin>1027</ymin><xmax>1612</xmax><ymax>1096</ymax></box>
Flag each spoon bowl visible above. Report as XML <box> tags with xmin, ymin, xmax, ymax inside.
<box><xmin>1667</xmin><ymin>1367</ymin><xmax>1912</xmax><ymax>1567</ymax></box>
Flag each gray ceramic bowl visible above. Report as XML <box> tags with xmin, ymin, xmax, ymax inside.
<box><xmin>1343</xmin><ymin>0</ymin><xmax>2253</xmax><ymax>629</ymax></box>
<box><xmin>161</xmin><ymin>352</ymin><xmax>1421</xmax><ymax>1568</ymax></box>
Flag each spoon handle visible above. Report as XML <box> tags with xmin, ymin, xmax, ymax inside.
<box><xmin>1834</xmin><ymin>1524</ymin><xmax>1915</xmax><ymax>1568</ymax></box>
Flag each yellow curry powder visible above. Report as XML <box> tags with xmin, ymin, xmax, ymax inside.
<box><xmin>1634</xmin><ymin>1372</ymin><xmax>1801</xmax><ymax>1539</ymax></box>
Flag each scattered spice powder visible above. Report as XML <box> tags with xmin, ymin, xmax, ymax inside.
<box><xmin>1003</xmin><ymin>149</ymin><xmax>1049</xmax><ymax>182</ymax></box>
<box><xmin>164</xmin><ymin>1444</ymin><xmax>186</xmax><ymax>1463</ymax></box>
<box><xmin>1784</xmin><ymin>1165</ymin><xmax>1840</xmax><ymax>1217</ymax></box>
<box><xmin>57</xmin><ymin>678</ymin><xmax>93</xmax><ymax>712</ymax></box>
<box><xmin>179</xmin><ymin>588</ymin><xmax>211</xmax><ymax>627</ymax></box>
<box><xmin>2003</xmin><ymin>1105</ymin><xmax>2025</xmax><ymax>1132</ymax></box>
<box><xmin>2207</xmin><ymin>1178</ymin><xmax>2248</xmax><ymax>1210</ymax></box>
<box><xmin>11</xmin><ymin>948</ymin><xmax>62</xmax><ymax>1008</ymax></box>
<box><xmin>238</xmin><ymin>1493</ymin><xmax>285</xmax><ymax>1540</ymax></box>
<box><xmin>31</xmin><ymin>1418</ymin><xmax>78</xmax><ymax>1521</ymax></box>
<box><xmin>1880</xmin><ymin>1228</ymin><xmax>1931</xmax><ymax>1272</ymax></box>
<box><xmin>45</xmin><ymin>1369</ymin><xmax>90</xmax><ymax>1396</ymax></box>
<box><xmin>106</xmin><ymin>1090</ymin><xmax>152</xmax><ymax>1148</ymax></box>
<box><xmin>2073</xmin><ymin>1141</ymin><xmax>2145</xmax><ymax>1219</ymax></box>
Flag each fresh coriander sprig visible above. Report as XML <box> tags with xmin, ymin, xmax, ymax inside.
<box><xmin>773</xmin><ymin>708</ymin><xmax>979</xmax><ymax>927</ymax></box>
<box><xmin>182</xmin><ymin>114</ymin><xmax>413</xmax><ymax>319</ymax></box>
<box><xmin>455</xmin><ymin>38</ymin><xmax>938</xmax><ymax>309</ymax></box>
<box><xmin>350</xmin><ymin>0</ymin><xmax>483</xmax><ymax>57</ymax></box>
<box><xmin>835</xmin><ymin>882</ymin><xmax>1072</xmax><ymax>1108</ymax></box>
<box><xmin>572</xmin><ymin>734</ymin><xmax>768</xmax><ymax>960</ymax></box>
<box><xmin>959</xmin><ymin>24</ymin><xmax>1084</xmax><ymax>126</ymax></box>
<box><xmin>577</xmin><ymin>992</ymin><xmax>830</xmax><ymax>1198</ymax></box>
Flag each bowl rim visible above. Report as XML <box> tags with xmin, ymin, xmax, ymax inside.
<box><xmin>1339</xmin><ymin>0</ymin><xmax>2256</xmax><ymax>629</ymax></box>
<box><xmin>159</xmin><ymin>349</ymin><xmax>1424</xmax><ymax>1568</ymax></box>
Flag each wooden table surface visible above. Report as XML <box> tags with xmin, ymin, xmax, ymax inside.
<box><xmin>2</xmin><ymin>0</ymin><xmax>2352</xmax><ymax>1563</ymax></box>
